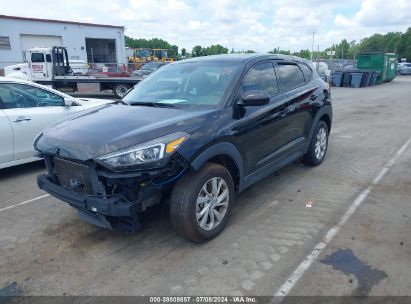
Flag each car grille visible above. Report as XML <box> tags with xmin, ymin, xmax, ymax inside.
<box><xmin>53</xmin><ymin>158</ymin><xmax>96</xmax><ymax>195</ymax></box>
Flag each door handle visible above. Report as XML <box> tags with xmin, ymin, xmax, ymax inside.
<box><xmin>13</xmin><ymin>116</ymin><xmax>31</xmax><ymax>122</ymax></box>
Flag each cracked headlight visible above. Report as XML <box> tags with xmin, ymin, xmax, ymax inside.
<box><xmin>95</xmin><ymin>132</ymin><xmax>188</xmax><ymax>171</ymax></box>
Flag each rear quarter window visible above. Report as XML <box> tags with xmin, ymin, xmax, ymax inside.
<box><xmin>299</xmin><ymin>64</ymin><xmax>313</xmax><ymax>82</ymax></box>
<box><xmin>277</xmin><ymin>63</ymin><xmax>305</xmax><ymax>91</ymax></box>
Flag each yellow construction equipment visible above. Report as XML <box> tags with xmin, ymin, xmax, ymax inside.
<box><xmin>128</xmin><ymin>48</ymin><xmax>174</xmax><ymax>69</ymax></box>
<box><xmin>152</xmin><ymin>49</ymin><xmax>174</xmax><ymax>62</ymax></box>
<box><xmin>128</xmin><ymin>48</ymin><xmax>152</xmax><ymax>69</ymax></box>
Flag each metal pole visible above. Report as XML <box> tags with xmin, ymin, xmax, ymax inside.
<box><xmin>311</xmin><ymin>32</ymin><xmax>315</xmax><ymax>61</ymax></box>
<box><xmin>317</xmin><ymin>44</ymin><xmax>320</xmax><ymax>72</ymax></box>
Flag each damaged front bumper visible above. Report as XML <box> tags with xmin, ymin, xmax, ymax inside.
<box><xmin>37</xmin><ymin>154</ymin><xmax>188</xmax><ymax>233</ymax></box>
<box><xmin>37</xmin><ymin>174</ymin><xmax>143</xmax><ymax>233</ymax></box>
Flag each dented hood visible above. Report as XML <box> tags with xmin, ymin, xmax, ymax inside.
<box><xmin>35</xmin><ymin>103</ymin><xmax>217</xmax><ymax>160</ymax></box>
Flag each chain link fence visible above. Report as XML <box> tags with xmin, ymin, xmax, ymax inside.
<box><xmin>314</xmin><ymin>59</ymin><xmax>357</xmax><ymax>72</ymax></box>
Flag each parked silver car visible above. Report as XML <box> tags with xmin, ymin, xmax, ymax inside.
<box><xmin>397</xmin><ymin>62</ymin><xmax>411</xmax><ymax>75</ymax></box>
<box><xmin>131</xmin><ymin>62</ymin><xmax>169</xmax><ymax>77</ymax></box>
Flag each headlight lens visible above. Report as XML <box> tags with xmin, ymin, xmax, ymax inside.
<box><xmin>95</xmin><ymin>132</ymin><xmax>188</xmax><ymax>170</ymax></box>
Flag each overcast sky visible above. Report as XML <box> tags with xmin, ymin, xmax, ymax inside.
<box><xmin>1</xmin><ymin>0</ymin><xmax>410</xmax><ymax>52</ymax></box>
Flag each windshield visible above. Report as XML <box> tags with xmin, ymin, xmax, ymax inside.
<box><xmin>124</xmin><ymin>61</ymin><xmax>241</xmax><ymax>107</ymax></box>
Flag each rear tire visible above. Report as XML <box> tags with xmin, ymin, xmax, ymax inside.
<box><xmin>114</xmin><ymin>84</ymin><xmax>131</xmax><ymax>99</ymax></box>
<box><xmin>302</xmin><ymin>120</ymin><xmax>329</xmax><ymax>166</ymax></box>
<box><xmin>170</xmin><ymin>163</ymin><xmax>234</xmax><ymax>242</ymax></box>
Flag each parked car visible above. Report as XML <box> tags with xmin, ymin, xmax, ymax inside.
<box><xmin>343</xmin><ymin>64</ymin><xmax>355</xmax><ymax>70</ymax></box>
<box><xmin>0</xmin><ymin>77</ymin><xmax>115</xmax><ymax>169</ymax></box>
<box><xmin>397</xmin><ymin>62</ymin><xmax>411</xmax><ymax>75</ymax></box>
<box><xmin>131</xmin><ymin>61</ymin><xmax>168</xmax><ymax>77</ymax></box>
<box><xmin>35</xmin><ymin>54</ymin><xmax>332</xmax><ymax>242</ymax></box>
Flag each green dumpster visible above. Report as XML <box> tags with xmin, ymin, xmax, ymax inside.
<box><xmin>356</xmin><ymin>53</ymin><xmax>397</xmax><ymax>84</ymax></box>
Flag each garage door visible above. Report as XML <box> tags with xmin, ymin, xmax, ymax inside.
<box><xmin>20</xmin><ymin>34</ymin><xmax>62</xmax><ymax>52</ymax></box>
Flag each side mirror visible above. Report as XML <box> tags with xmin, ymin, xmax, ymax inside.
<box><xmin>64</xmin><ymin>97</ymin><xmax>76</xmax><ymax>106</ymax></box>
<box><xmin>241</xmin><ymin>90</ymin><xmax>270</xmax><ymax>106</ymax></box>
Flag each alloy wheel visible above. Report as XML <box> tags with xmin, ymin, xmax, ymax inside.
<box><xmin>314</xmin><ymin>127</ymin><xmax>327</xmax><ymax>160</ymax></box>
<box><xmin>195</xmin><ymin>177</ymin><xmax>229</xmax><ymax>231</ymax></box>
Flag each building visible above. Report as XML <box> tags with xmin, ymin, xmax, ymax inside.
<box><xmin>0</xmin><ymin>15</ymin><xmax>127</xmax><ymax>71</ymax></box>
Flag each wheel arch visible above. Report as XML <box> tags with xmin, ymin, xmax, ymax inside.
<box><xmin>319</xmin><ymin>112</ymin><xmax>331</xmax><ymax>133</ymax></box>
<box><xmin>308</xmin><ymin>105</ymin><xmax>332</xmax><ymax>144</ymax></box>
<box><xmin>189</xmin><ymin>142</ymin><xmax>244</xmax><ymax>192</ymax></box>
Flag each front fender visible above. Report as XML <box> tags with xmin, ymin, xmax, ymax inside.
<box><xmin>189</xmin><ymin>142</ymin><xmax>244</xmax><ymax>191</ymax></box>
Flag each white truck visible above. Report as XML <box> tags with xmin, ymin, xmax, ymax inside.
<box><xmin>4</xmin><ymin>46</ymin><xmax>142</xmax><ymax>98</ymax></box>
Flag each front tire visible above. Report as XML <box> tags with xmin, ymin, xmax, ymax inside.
<box><xmin>170</xmin><ymin>163</ymin><xmax>234</xmax><ymax>242</ymax></box>
<box><xmin>302</xmin><ymin>120</ymin><xmax>329</xmax><ymax>166</ymax></box>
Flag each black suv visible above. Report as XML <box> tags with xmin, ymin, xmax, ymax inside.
<box><xmin>35</xmin><ymin>54</ymin><xmax>332</xmax><ymax>242</ymax></box>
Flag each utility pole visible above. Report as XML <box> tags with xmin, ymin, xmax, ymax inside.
<box><xmin>311</xmin><ymin>32</ymin><xmax>315</xmax><ymax>61</ymax></box>
<box><xmin>317</xmin><ymin>44</ymin><xmax>320</xmax><ymax>72</ymax></box>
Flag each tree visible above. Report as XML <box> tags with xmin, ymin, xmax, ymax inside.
<box><xmin>279</xmin><ymin>49</ymin><xmax>291</xmax><ymax>55</ymax></box>
<box><xmin>124</xmin><ymin>35</ymin><xmax>175</xmax><ymax>54</ymax></box>
<box><xmin>336</xmin><ymin>39</ymin><xmax>350</xmax><ymax>59</ymax></box>
<box><xmin>192</xmin><ymin>45</ymin><xmax>203</xmax><ymax>57</ymax></box>
<box><xmin>191</xmin><ymin>44</ymin><xmax>229</xmax><ymax>57</ymax></box>
<box><xmin>347</xmin><ymin>40</ymin><xmax>357</xmax><ymax>59</ymax></box>
<box><xmin>291</xmin><ymin>49</ymin><xmax>310</xmax><ymax>59</ymax></box>
<box><xmin>268</xmin><ymin>49</ymin><xmax>290</xmax><ymax>55</ymax></box>
<box><xmin>203</xmin><ymin>44</ymin><xmax>229</xmax><ymax>55</ymax></box>
<box><xmin>396</xmin><ymin>27</ymin><xmax>411</xmax><ymax>60</ymax></box>
<box><xmin>171</xmin><ymin>45</ymin><xmax>178</xmax><ymax>58</ymax></box>
<box><xmin>356</xmin><ymin>32</ymin><xmax>401</xmax><ymax>54</ymax></box>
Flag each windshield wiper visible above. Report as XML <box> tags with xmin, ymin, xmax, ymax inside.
<box><xmin>129</xmin><ymin>101</ymin><xmax>175</xmax><ymax>108</ymax></box>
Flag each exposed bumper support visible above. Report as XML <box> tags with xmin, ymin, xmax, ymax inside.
<box><xmin>37</xmin><ymin>174</ymin><xmax>142</xmax><ymax>233</ymax></box>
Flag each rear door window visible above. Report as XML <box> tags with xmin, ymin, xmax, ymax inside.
<box><xmin>242</xmin><ymin>62</ymin><xmax>279</xmax><ymax>97</ymax></box>
<box><xmin>277</xmin><ymin>63</ymin><xmax>305</xmax><ymax>91</ymax></box>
